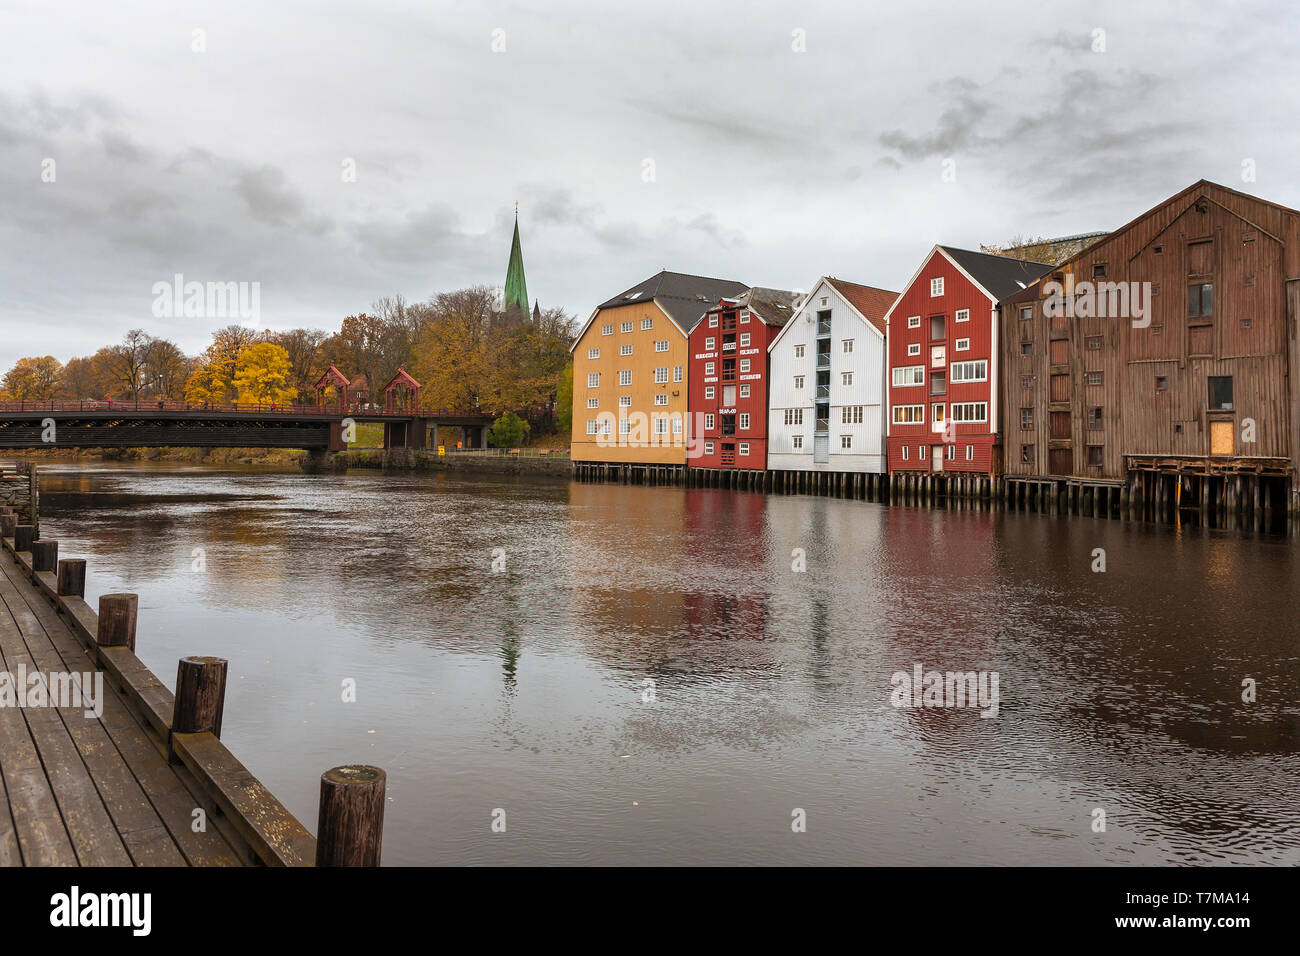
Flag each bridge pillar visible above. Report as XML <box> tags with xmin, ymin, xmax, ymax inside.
<box><xmin>407</xmin><ymin>417</ymin><xmax>427</xmax><ymax>450</ymax></box>
<box><xmin>382</xmin><ymin>422</ymin><xmax>408</xmax><ymax>450</ymax></box>
<box><xmin>328</xmin><ymin>421</ymin><xmax>347</xmax><ymax>452</ymax></box>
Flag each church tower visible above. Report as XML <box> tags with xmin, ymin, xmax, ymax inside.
<box><xmin>504</xmin><ymin>205</ymin><xmax>531</xmax><ymax>318</ymax></box>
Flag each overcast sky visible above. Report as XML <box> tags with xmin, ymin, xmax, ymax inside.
<box><xmin>2</xmin><ymin>0</ymin><xmax>1297</xmax><ymax>368</ymax></box>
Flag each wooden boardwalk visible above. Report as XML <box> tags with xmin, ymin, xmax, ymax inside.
<box><xmin>0</xmin><ymin>513</ymin><xmax>398</xmax><ymax>867</ymax></box>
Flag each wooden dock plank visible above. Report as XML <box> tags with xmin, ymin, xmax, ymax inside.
<box><xmin>0</xmin><ymin>551</ymin><xmax>240</xmax><ymax>867</ymax></box>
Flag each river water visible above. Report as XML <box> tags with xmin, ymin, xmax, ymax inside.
<box><xmin>33</xmin><ymin>461</ymin><xmax>1300</xmax><ymax>865</ymax></box>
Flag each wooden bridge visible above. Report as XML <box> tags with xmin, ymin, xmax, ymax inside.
<box><xmin>0</xmin><ymin>506</ymin><xmax>387</xmax><ymax>866</ymax></box>
<box><xmin>0</xmin><ymin>400</ymin><xmax>493</xmax><ymax>453</ymax></box>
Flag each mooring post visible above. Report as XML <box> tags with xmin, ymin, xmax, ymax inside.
<box><xmin>0</xmin><ymin>514</ymin><xmax>16</xmax><ymax>537</ymax></box>
<box><xmin>316</xmin><ymin>765</ymin><xmax>387</xmax><ymax>866</ymax></box>
<box><xmin>31</xmin><ymin>539</ymin><xmax>57</xmax><ymax>572</ymax></box>
<box><xmin>172</xmin><ymin>656</ymin><xmax>228</xmax><ymax>737</ymax></box>
<box><xmin>56</xmin><ymin>558</ymin><xmax>87</xmax><ymax>597</ymax></box>
<box><xmin>14</xmin><ymin>524</ymin><xmax>35</xmax><ymax>552</ymax></box>
<box><xmin>97</xmin><ymin>593</ymin><xmax>139</xmax><ymax>650</ymax></box>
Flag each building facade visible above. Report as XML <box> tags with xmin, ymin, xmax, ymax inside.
<box><xmin>885</xmin><ymin>246</ymin><xmax>1052</xmax><ymax>477</ymax></box>
<box><xmin>570</xmin><ymin>270</ymin><xmax>747</xmax><ymax>466</ymax></box>
<box><xmin>688</xmin><ymin>288</ymin><xmax>796</xmax><ymax>470</ymax></box>
<box><xmin>767</xmin><ymin>277</ymin><xmax>898</xmax><ymax>473</ymax></box>
<box><xmin>999</xmin><ymin>180</ymin><xmax>1300</xmax><ymax>510</ymax></box>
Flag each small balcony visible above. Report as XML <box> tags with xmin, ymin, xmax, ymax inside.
<box><xmin>816</xmin><ymin>319</ymin><xmax>832</xmax><ymax>337</ymax></box>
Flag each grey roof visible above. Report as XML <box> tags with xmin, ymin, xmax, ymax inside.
<box><xmin>712</xmin><ymin>286</ymin><xmax>799</xmax><ymax>328</ymax></box>
<box><xmin>597</xmin><ymin>270</ymin><xmax>748</xmax><ymax>332</ymax></box>
<box><xmin>940</xmin><ymin>246</ymin><xmax>1055</xmax><ymax>301</ymax></box>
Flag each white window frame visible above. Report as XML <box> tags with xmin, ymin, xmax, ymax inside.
<box><xmin>740</xmin><ymin>358</ymin><xmax>751</xmax><ymax>373</ymax></box>
<box><xmin>587</xmin><ymin>348</ymin><xmax>600</xmax><ymax>359</ymax></box>
<box><xmin>907</xmin><ymin>343</ymin><xmax>921</xmax><ymax>356</ymax></box>
<box><xmin>655</xmin><ymin>340</ymin><xmax>669</xmax><ymax>352</ymax></box>
<box><xmin>705</xmin><ymin>386</ymin><xmax>715</xmax><ymax>400</ymax></box>
<box><xmin>601</xmin><ymin>324</ymin><xmax>613</xmax><ymax>336</ymax></box>
<box><xmin>843</xmin><ymin>339</ymin><xmax>854</xmax><ymax>354</ymax></box>
<box><xmin>955</xmin><ymin>338</ymin><xmax>971</xmax><ymax>352</ymax></box>
<box><xmin>619</xmin><ymin>395</ymin><xmax>632</xmax><ymax>407</ymax></box>
<box><xmin>794</xmin><ymin>344</ymin><xmax>805</xmax><ymax>358</ymax></box>
<box><xmin>641</xmin><ymin>318</ymin><xmax>653</xmax><ymax>330</ymax></box>
<box><xmin>930</xmin><ymin>277</ymin><xmax>944</xmax><ymax>297</ymax></box>
<box><xmin>907</xmin><ymin>315</ymin><xmax>921</xmax><ymax>329</ymax></box>
<box><xmin>841</xmin><ymin>435</ymin><xmax>852</xmax><ymax>449</ymax></box>
<box><xmin>587</xmin><ymin>372</ymin><xmax>600</xmax><ymax>388</ymax></box>
<box><xmin>892</xmin><ymin>366</ymin><xmax>925</xmax><ymax>387</ymax></box>
<box><xmin>892</xmin><ymin>404</ymin><xmax>925</xmax><ymax>424</ymax></box>
<box><xmin>654</xmin><ymin>394</ymin><xmax>668</xmax><ymax>406</ymax></box>
<box><xmin>739</xmin><ymin>384</ymin><xmax>750</xmax><ymax>398</ymax></box>
<box><xmin>951</xmin><ymin>402</ymin><xmax>988</xmax><ymax>424</ymax></box>
<box><xmin>794</xmin><ymin>375</ymin><xmax>805</xmax><ymax>389</ymax></box>
<box><xmin>709</xmin><ymin>316</ymin><xmax>719</xmax><ymax>328</ymax></box>
<box><xmin>792</xmin><ymin>435</ymin><xmax>803</xmax><ymax>450</ymax></box>
<box><xmin>740</xmin><ymin>332</ymin><xmax>751</xmax><ymax>347</ymax></box>
<box><xmin>956</xmin><ymin>308</ymin><xmax>970</xmax><ymax>323</ymax></box>
<box><xmin>587</xmin><ymin>397</ymin><xmax>598</xmax><ymax>409</ymax></box>
<box><xmin>620</xmin><ymin>343</ymin><xmax>633</xmax><ymax>356</ymax></box>
<box><xmin>739</xmin><ymin>412</ymin><xmax>750</xmax><ymax>430</ymax></box>
<box><xmin>673</xmin><ymin>366</ymin><xmax>683</xmax><ymax>382</ymax></box>
<box><xmin>841</xmin><ymin>371</ymin><xmax>852</xmax><ymax>386</ymax></box>
<box><xmin>738</xmin><ymin>442</ymin><xmax>750</xmax><ymax>456</ymax></box>
<box><xmin>705</xmin><ymin>337</ymin><xmax>716</xmax><ymax>350</ymax></box>
<box><xmin>704</xmin><ymin>414</ymin><xmax>715</xmax><ymax>430</ymax></box>
<box><xmin>951</xmin><ymin>360</ymin><xmax>988</xmax><ymax>383</ymax></box>
<box><xmin>705</xmin><ymin>362</ymin><xmax>715</xmax><ymax>375</ymax></box>
<box><xmin>619</xmin><ymin>369</ymin><xmax>632</xmax><ymax>386</ymax></box>
<box><xmin>654</xmin><ymin>367</ymin><xmax>669</xmax><ymax>384</ymax></box>
<box><xmin>620</xmin><ymin>321</ymin><xmax>633</xmax><ymax>333</ymax></box>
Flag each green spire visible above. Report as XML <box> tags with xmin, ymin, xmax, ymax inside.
<box><xmin>504</xmin><ymin>206</ymin><xmax>529</xmax><ymax>316</ymax></box>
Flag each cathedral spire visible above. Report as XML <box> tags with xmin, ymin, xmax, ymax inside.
<box><xmin>504</xmin><ymin>203</ymin><xmax>530</xmax><ymax>317</ymax></box>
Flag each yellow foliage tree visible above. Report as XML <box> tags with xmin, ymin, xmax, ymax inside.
<box><xmin>231</xmin><ymin>342</ymin><xmax>295</xmax><ymax>405</ymax></box>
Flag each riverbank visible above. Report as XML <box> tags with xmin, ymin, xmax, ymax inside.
<box><xmin>20</xmin><ymin>446</ymin><xmax>303</xmax><ymax>465</ymax></box>
<box><xmin>304</xmin><ymin>448</ymin><xmax>572</xmax><ymax>477</ymax></box>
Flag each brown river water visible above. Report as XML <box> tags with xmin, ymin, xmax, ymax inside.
<box><xmin>34</xmin><ymin>461</ymin><xmax>1300</xmax><ymax>865</ymax></box>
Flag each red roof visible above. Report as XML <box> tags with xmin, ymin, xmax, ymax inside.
<box><xmin>825</xmin><ymin>278</ymin><xmax>898</xmax><ymax>334</ymax></box>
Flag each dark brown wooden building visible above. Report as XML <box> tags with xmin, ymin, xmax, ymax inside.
<box><xmin>999</xmin><ymin>180</ymin><xmax>1300</xmax><ymax>518</ymax></box>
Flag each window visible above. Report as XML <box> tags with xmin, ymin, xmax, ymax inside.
<box><xmin>843</xmin><ymin>339</ymin><xmax>854</xmax><ymax>354</ymax></box>
<box><xmin>601</xmin><ymin>419</ymin><xmax>612</xmax><ymax>436</ymax></box>
<box><xmin>842</xmin><ymin>405</ymin><xmax>864</xmax><ymax>424</ymax></box>
<box><xmin>1189</xmin><ymin>283</ymin><xmax>1214</xmax><ymax>317</ymax></box>
<box><xmin>965</xmin><ymin>444</ymin><xmax>974</xmax><ymax>461</ymax></box>
<box><xmin>902</xmin><ymin>445</ymin><xmax>909</xmax><ymax>460</ymax></box>
<box><xmin>841</xmin><ymin>435</ymin><xmax>852</xmax><ymax>449</ymax></box>
<box><xmin>1021</xmin><ymin>444</ymin><xmax>1034</xmax><ymax>464</ymax></box>
<box><xmin>641</xmin><ymin>318</ymin><xmax>653</xmax><ymax>330</ymax></box>
<box><xmin>929</xmin><ymin>371</ymin><xmax>946</xmax><ymax>396</ymax></box>
<box><xmin>907</xmin><ymin>344</ymin><xmax>921</xmax><ymax>356</ymax></box>
<box><xmin>955</xmin><ymin>338</ymin><xmax>970</xmax><ymax>351</ymax></box>
<box><xmin>705</xmin><ymin>386</ymin><xmax>715</xmax><ymax>400</ymax></box>
<box><xmin>619</xmin><ymin>419</ymin><xmax>631</xmax><ymax>435</ymax></box>
<box><xmin>655</xmin><ymin>340</ymin><xmax>670</xmax><ymax>352</ymax></box>
<box><xmin>950</xmin><ymin>360</ymin><xmax>988</xmax><ymax>383</ymax></box>
<box><xmin>1021</xmin><ymin>375</ymin><xmax>1033</xmax><ymax>388</ymax></box>
<box><xmin>784</xmin><ymin>409</ymin><xmax>804</xmax><ymax>426</ymax></box>
<box><xmin>587</xmin><ymin>398</ymin><xmax>599</xmax><ymax>409</ymax></box>
<box><xmin>892</xmin><ymin>366</ymin><xmax>924</xmax><ymax>387</ymax></box>
<box><xmin>619</xmin><ymin>395</ymin><xmax>631</xmax><ymax>407</ymax></box>
<box><xmin>739</xmin><ymin>413</ymin><xmax>750</xmax><ymax>430</ymax></box>
<box><xmin>740</xmin><ymin>385</ymin><xmax>750</xmax><ymax>398</ymax></box>
<box><xmin>1085</xmin><ymin>335</ymin><xmax>1102</xmax><ymax>350</ymax></box>
<box><xmin>705</xmin><ymin>441</ymin><xmax>714</xmax><ymax>455</ymax></box>
<box><xmin>932</xmin><ymin>403</ymin><xmax>945</xmax><ymax>425</ymax></box>
<box><xmin>930</xmin><ymin>315</ymin><xmax>945</xmax><ymax>340</ymax></box>
<box><xmin>1019</xmin><ymin>306</ymin><xmax>1032</xmax><ymax>321</ymax></box>
<box><xmin>654</xmin><ymin>394</ymin><xmax>668</xmax><ymax>406</ymax></box>
<box><xmin>704</xmin><ymin>414</ymin><xmax>715</xmax><ymax>430</ymax></box>
<box><xmin>740</xmin><ymin>359</ymin><xmax>751</xmax><ymax>373</ymax></box>
<box><xmin>794</xmin><ymin>344</ymin><xmax>805</xmax><ymax>358</ymax></box>
<box><xmin>1156</xmin><ymin>376</ymin><xmax>1168</xmax><ymax>392</ymax></box>
<box><xmin>1020</xmin><ymin>343</ymin><xmax>1033</xmax><ymax>355</ymax></box>
<box><xmin>602</xmin><ymin>324</ymin><xmax>613</xmax><ymax>336</ymax></box>
<box><xmin>792</xmin><ymin>435</ymin><xmax>803</xmax><ymax>449</ymax></box>
<box><xmin>841</xmin><ymin>371</ymin><xmax>853</xmax><ymax>386</ymax></box>
<box><xmin>930</xmin><ymin>277</ymin><xmax>944</xmax><ymax>296</ymax></box>
<box><xmin>945</xmin><ymin>444</ymin><xmax>955</xmax><ymax>460</ymax></box>
<box><xmin>739</xmin><ymin>442</ymin><xmax>750</xmax><ymax>456</ymax></box>
<box><xmin>619</xmin><ymin>370</ymin><xmax>632</xmax><ymax>386</ymax></box>
<box><xmin>587</xmin><ymin>348</ymin><xmax>600</xmax><ymax>359</ymax></box>
<box><xmin>709</xmin><ymin>316</ymin><xmax>719</xmax><ymax>328</ymax></box>
<box><xmin>672</xmin><ymin>418</ymin><xmax>682</xmax><ymax>435</ymax></box>
<box><xmin>673</xmin><ymin>366</ymin><xmax>683</xmax><ymax>382</ymax></box>
<box><xmin>654</xmin><ymin>367</ymin><xmax>669</xmax><ymax>384</ymax></box>
<box><xmin>705</xmin><ymin>337</ymin><xmax>716</xmax><ymax>350</ymax></box>
<box><xmin>705</xmin><ymin>362</ymin><xmax>715</xmax><ymax>375</ymax></box>
<box><xmin>1152</xmin><ymin>325</ymin><xmax>1164</xmax><ymax>335</ymax></box>
<box><xmin>1209</xmin><ymin>376</ymin><xmax>1233</xmax><ymax>410</ymax></box>
<box><xmin>587</xmin><ymin>372</ymin><xmax>600</xmax><ymax>388</ymax></box>
<box><xmin>740</xmin><ymin>332</ymin><xmax>751</xmax><ymax>347</ymax></box>
<box><xmin>908</xmin><ymin>315</ymin><xmax>921</xmax><ymax>329</ymax></box>
<box><xmin>621</xmin><ymin>344</ymin><xmax>633</xmax><ymax>356</ymax></box>
<box><xmin>653</xmin><ymin>417</ymin><xmax>668</xmax><ymax>436</ymax></box>
<box><xmin>893</xmin><ymin>404</ymin><xmax>925</xmax><ymax>424</ymax></box>
<box><xmin>1020</xmin><ymin>408</ymin><xmax>1033</xmax><ymax>429</ymax></box>
<box><xmin>1087</xmin><ymin>445</ymin><xmax>1104</xmax><ymax>467</ymax></box>
<box><xmin>620</xmin><ymin>321</ymin><xmax>633</xmax><ymax>333</ymax></box>
<box><xmin>1087</xmin><ymin>407</ymin><xmax>1103</xmax><ymax>430</ymax></box>
<box><xmin>794</xmin><ymin>375</ymin><xmax>805</xmax><ymax>389</ymax></box>
<box><xmin>1093</xmin><ymin>263</ymin><xmax>1107</xmax><ymax>279</ymax></box>
<box><xmin>956</xmin><ymin>309</ymin><xmax>970</xmax><ymax>323</ymax></box>
<box><xmin>586</xmin><ymin>420</ymin><xmax>598</xmax><ymax>435</ymax></box>
<box><xmin>951</xmin><ymin>402</ymin><xmax>988</xmax><ymax>423</ymax></box>
<box><xmin>1086</xmin><ymin>371</ymin><xmax>1103</xmax><ymax>386</ymax></box>
<box><xmin>740</xmin><ymin>311</ymin><xmax>751</xmax><ymax>324</ymax></box>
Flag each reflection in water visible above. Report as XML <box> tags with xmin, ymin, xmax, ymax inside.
<box><xmin>35</xmin><ymin>461</ymin><xmax>1300</xmax><ymax>865</ymax></box>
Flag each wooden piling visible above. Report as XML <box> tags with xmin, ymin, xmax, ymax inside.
<box><xmin>14</xmin><ymin>524</ymin><xmax>34</xmax><ymax>552</ymax></box>
<box><xmin>97</xmin><ymin>593</ymin><xmax>138</xmax><ymax>651</ymax></box>
<box><xmin>56</xmin><ymin>558</ymin><xmax>86</xmax><ymax>597</ymax></box>
<box><xmin>1</xmin><ymin>513</ymin><xmax>17</xmax><ymax>537</ymax></box>
<box><xmin>172</xmin><ymin>656</ymin><xmax>229</xmax><ymax>737</ymax></box>
<box><xmin>316</xmin><ymin>765</ymin><xmax>387</xmax><ymax>867</ymax></box>
<box><xmin>31</xmin><ymin>538</ymin><xmax>57</xmax><ymax>572</ymax></box>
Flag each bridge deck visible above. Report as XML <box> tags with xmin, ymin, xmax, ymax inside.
<box><xmin>0</xmin><ymin>547</ymin><xmax>242</xmax><ymax>866</ymax></box>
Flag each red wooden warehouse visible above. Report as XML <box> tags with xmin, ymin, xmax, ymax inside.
<box><xmin>885</xmin><ymin>246</ymin><xmax>1052</xmax><ymax>477</ymax></box>
<box><xmin>688</xmin><ymin>288</ymin><xmax>797</xmax><ymax>470</ymax></box>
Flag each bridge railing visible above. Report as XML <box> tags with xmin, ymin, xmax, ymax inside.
<box><xmin>0</xmin><ymin>399</ymin><xmax>490</xmax><ymax>418</ymax></box>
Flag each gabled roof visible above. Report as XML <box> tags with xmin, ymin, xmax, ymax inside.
<box><xmin>824</xmin><ymin>278</ymin><xmax>899</xmax><ymax>334</ymax></box>
<box><xmin>937</xmin><ymin>246</ymin><xmax>1055</xmax><ymax>301</ymax></box>
<box><xmin>767</xmin><ymin>275</ymin><xmax>898</xmax><ymax>352</ymax></box>
<box><xmin>705</xmin><ymin>287</ymin><xmax>800</xmax><ymax>328</ymax></box>
<box><xmin>595</xmin><ymin>269</ymin><xmax>748</xmax><ymax>334</ymax></box>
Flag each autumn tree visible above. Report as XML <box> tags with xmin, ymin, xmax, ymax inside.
<box><xmin>1</xmin><ymin>356</ymin><xmax>63</xmax><ymax>401</ymax></box>
<box><xmin>101</xmin><ymin>329</ymin><xmax>157</xmax><ymax>401</ymax></box>
<box><xmin>185</xmin><ymin>325</ymin><xmax>261</xmax><ymax>402</ymax></box>
<box><xmin>267</xmin><ymin>328</ymin><xmax>329</xmax><ymax>403</ymax></box>
<box><xmin>409</xmin><ymin>288</ymin><xmax>495</xmax><ymax>409</ymax></box>
<box><xmin>231</xmin><ymin>342</ymin><xmax>295</xmax><ymax>405</ymax></box>
<box><xmin>60</xmin><ymin>351</ymin><xmax>116</xmax><ymax>400</ymax></box>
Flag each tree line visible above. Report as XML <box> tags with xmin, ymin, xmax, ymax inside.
<box><xmin>0</xmin><ymin>288</ymin><xmax>578</xmax><ymax>434</ymax></box>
